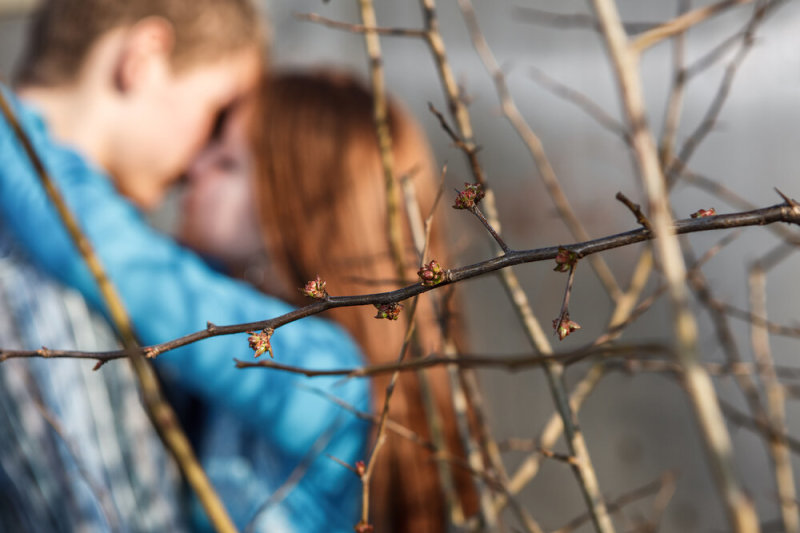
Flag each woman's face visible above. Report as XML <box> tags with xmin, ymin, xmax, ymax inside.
<box><xmin>179</xmin><ymin>105</ymin><xmax>263</xmax><ymax>264</ymax></box>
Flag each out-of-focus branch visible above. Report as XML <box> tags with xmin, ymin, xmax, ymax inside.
<box><xmin>749</xmin><ymin>264</ymin><xmax>799</xmax><ymax>532</ymax></box>
<box><xmin>357</xmin><ymin>297</ymin><xmax>419</xmax><ymax>530</ymax></box>
<box><xmin>459</xmin><ymin>0</ymin><xmax>622</xmax><ymax>302</ymax></box>
<box><xmin>552</xmin><ymin>472</ymin><xmax>677</xmax><ymax>533</ymax></box>
<box><xmin>0</xmin><ymin>86</ymin><xmax>237</xmax><ymax>533</ymax></box>
<box><xmin>492</xmin><ymin>365</ymin><xmax>606</xmax><ymax>516</ymax></box>
<box><xmin>658</xmin><ymin>0</ymin><xmax>689</xmax><ymax>167</ymax></box>
<box><xmin>356</xmin><ymin>0</ymin><xmax>406</xmax><ymax>286</ymax></box>
<box><xmin>666</xmin><ymin>1</ymin><xmax>783</xmax><ymax>184</ymax></box>
<box><xmin>33</xmin><ymin>401</ymin><xmax>121</xmax><ymax>530</ymax></box>
<box><xmin>0</xmin><ymin>0</ymin><xmax>36</xmax><ymax>18</ymax></box>
<box><xmin>236</xmin><ymin>343</ymin><xmax>665</xmax><ymax>378</ymax></box>
<box><xmin>511</xmin><ymin>7</ymin><xmax>655</xmax><ymax>34</ymax></box>
<box><xmin>631</xmin><ymin>0</ymin><xmax>753</xmax><ymax>52</ymax></box>
<box><xmin>589</xmin><ymin>0</ymin><xmax>759</xmax><ymax>530</ymax></box>
<box><xmin>400</xmin><ymin>168</ymin><xmax>465</xmax><ymax>524</ymax></box>
<box><xmin>296</xmin><ymin>12</ymin><xmax>426</xmax><ymax>38</ymax></box>
<box><xmin>440</xmin><ymin>2</ymin><xmax>616</xmax><ymax>530</ymax></box>
<box><xmin>528</xmin><ymin>66</ymin><xmax>628</xmax><ymax>142</ymax></box>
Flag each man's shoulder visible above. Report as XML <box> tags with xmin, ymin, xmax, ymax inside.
<box><xmin>0</xmin><ymin>85</ymin><xmax>108</xmax><ymax>191</ymax></box>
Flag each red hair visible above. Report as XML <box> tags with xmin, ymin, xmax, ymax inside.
<box><xmin>254</xmin><ymin>70</ymin><xmax>476</xmax><ymax>532</ymax></box>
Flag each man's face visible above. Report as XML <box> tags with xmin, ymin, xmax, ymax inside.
<box><xmin>112</xmin><ymin>47</ymin><xmax>261</xmax><ymax>209</ymax></box>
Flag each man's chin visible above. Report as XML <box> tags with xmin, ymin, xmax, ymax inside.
<box><xmin>116</xmin><ymin>176</ymin><xmax>174</xmax><ymax>212</ymax></box>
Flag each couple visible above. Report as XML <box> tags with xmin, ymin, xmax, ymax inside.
<box><xmin>0</xmin><ymin>0</ymin><xmax>472</xmax><ymax>532</ymax></box>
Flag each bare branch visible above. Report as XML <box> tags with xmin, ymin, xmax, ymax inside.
<box><xmin>3</xmin><ymin>200</ymin><xmax>798</xmax><ymax>365</ymax></box>
<box><xmin>631</xmin><ymin>0</ymin><xmax>754</xmax><ymax>52</ymax></box>
<box><xmin>295</xmin><ymin>12</ymin><xmax>426</xmax><ymax>38</ymax></box>
<box><xmin>590</xmin><ymin>0</ymin><xmax>759</xmax><ymax>529</ymax></box>
<box><xmin>512</xmin><ymin>7</ymin><xmax>655</xmax><ymax>34</ymax></box>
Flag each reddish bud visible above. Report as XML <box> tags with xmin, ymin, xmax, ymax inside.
<box><xmin>552</xmin><ymin>314</ymin><xmax>581</xmax><ymax>341</ymax></box>
<box><xmin>301</xmin><ymin>275</ymin><xmax>328</xmax><ymax>299</ymax></box>
<box><xmin>452</xmin><ymin>183</ymin><xmax>485</xmax><ymax>210</ymax></box>
<box><xmin>355</xmin><ymin>460</ymin><xmax>366</xmax><ymax>477</ymax></box>
<box><xmin>554</xmin><ymin>247</ymin><xmax>578</xmax><ymax>273</ymax></box>
<box><xmin>417</xmin><ymin>260</ymin><xmax>445</xmax><ymax>286</ymax></box>
<box><xmin>354</xmin><ymin>521</ymin><xmax>374</xmax><ymax>533</ymax></box>
<box><xmin>690</xmin><ymin>207</ymin><xmax>716</xmax><ymax>218</ymax></box>
<box><xmin>374</xmin><ymin>302</ymin><xmax>403</xmax><ymax>320</ymax></box>
<box><xmin>247</xmin><ymin>328</ymin><xmax>274</xmax><ymax>358</ymax></box>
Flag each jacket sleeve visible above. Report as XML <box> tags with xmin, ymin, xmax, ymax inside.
<box><xmin>0</xmin><ymin>94</ymin><xmax>370</xmax><ymax>526</ymax></box>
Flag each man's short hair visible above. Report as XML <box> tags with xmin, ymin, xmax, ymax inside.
<box><xmin>16</xmin><ymin>0</ymin><xmax>261</xmax><ymax>87</ymax></box>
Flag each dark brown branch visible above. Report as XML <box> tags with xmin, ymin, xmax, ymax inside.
<box><xmin>468</xmin><ymin>204</ymin><xmax>510</xmax><ymax>253</ymax></box>
<box><xmin>615</xmin><ymin>192</ymin><xmax>652</xmax><ymax>231</ymax></box>
<box><xmin>2</xmin><ymin>200</ymin><xmax>799</xmax><ymax>364</ymax></box>
<box><xmin>427</xmin><ymin>103</ymin><xmax>480</xmax><ymax>169</ymax></box>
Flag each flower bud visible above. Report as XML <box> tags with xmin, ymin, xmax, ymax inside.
<box><xmin>247</xmin><ymin>328</ymin><xmax>274</xmax><ymax>358</ymax></box>
<box><xmin>301</xmin><ymin>275</ymin><xmax>328</xmax><ymax>299</ymax></box>
<box><xmin>552</xmin><ymin>314</ymin><xmax>581</xmax><ymax>341</ymax></box>
<box><xmin>554</xmin><ymin>247</ymin><xmax>578</xmax><ymax>272</ymax></box>
<box><xmin>355</xmin><ymin>460</ymin><xmax>366</xmax><ymax>477</ymax></box>
<box><xmin>355</xmin><ymin>521</ymin><xmax>374</xmax><ymax>533</ymax></box>
<box><xmin>452</xmin><ymin>183</ymin><xmax>485</xmax><ymax>209</ymax></box>
<box><xmin>417</xmin><ymin>260</ymin><xmax>445</xmax><ymax>286</ymax></box>
<box><xmin>690</xmin><ymin>207</ymin><xmax>716</xmax><ymax>218</ymax></box>
<box><xmin>374</xmin><ymin>302</ymin><xmax>402</xmax><ymax>320</ymax></box>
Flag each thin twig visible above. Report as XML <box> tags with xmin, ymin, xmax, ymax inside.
<box><xmin>494</xmin><ymin>365</ymin><xmax>606</xmax><ymax>515</ymax></box>
<box><xmin>296</xmin><ymin>12</ymin><xmax>426</xmax><ymax>38</ymax></box>
<box><xmin>235</xmin><ymin>344</ymin><xmax>665</xmax><ymax>377</ymax></box>
<box><xmin>454</xmin><ymin>3</ymin><xmax>617</xmax><ymax>530</ymax></box>
<box><xmin>400</xmin><ymin>165</ymin><xmax>465</xmax><ymax>523</ymax></box>
<box><xmin>357</xmin><ymin>0</ymin><xmax>406</xmax><ymax>287</ymax></box>
<box><xmin>615</xmin><ymin>192</ymin><xmax>652</xmax><ymax>231</ymax></box>
<box><xmin>511</xmin><ymin>7</ymin><xmax>655</xmax><ymax>34</ymax></box>
<box><xmin>631</xmin><ymin>0</ymin><xmax>754</xmax><ymax>52</ymax></box>
<box><xmin>460</xmin><ymin>0</ymin><xmax>623</xmax><ymax>301</ymax></box>
<box><xmin>749</xmin><ymin>264</ymin><xmax>799</xmax><ymax>532</ymax></box>
<box><xmin>3</xmin><ymin>201</ymin><xmax>799</xmax><ymax>364</ymax></box>
<box><xmin>658</xmin><ymin>0</ymin><xmax>689</xmax><ymax>168</ymax></box>
<box><xmin>528</xmin><ymin>66</ymin><xmax>629</xmax><ymax>142</ymax></box>
<box><xmin>245</xmin><ymin>420</ymin><xmax>341</xmax><ymax>533</ymax></box>
<box><xmin>33</xmin><ymin>400</ymin><xmax>122</xmax><ymax>531</ymax></box>
<box><xmin>358</xmin><ymin>295</ymin><xmax>420</xmax><ymax>528</ymax></box>
<box><xmin>551</xmin><ymin>472</ymin><xmax>678</xmax><ymax>533</ymax></box>
<box><xmin>469</xmin><ymin>204</ymin><xmax>510</xmax><ymax>253</ymax></box>
<box><xmin>666</xmin><ymin>1</ymin><xmax>783</xmax><ymax>185</ymax></box>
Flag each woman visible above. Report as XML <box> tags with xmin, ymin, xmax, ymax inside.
<box><xmin>180</xmin><ymin>70</ymin><xmax>476</xmax><ymax>532</ymax></box>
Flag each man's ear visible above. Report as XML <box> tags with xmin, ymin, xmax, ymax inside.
<box><xmin>113</xmin><ymin>17</ymin><xmax>175</xmax><ymax>93</ymax></box>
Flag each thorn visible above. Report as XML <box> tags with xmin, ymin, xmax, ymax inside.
<box><xmin>775</xmin><ymin>187</ymin><xmax>800</xmax><ymax>211</ymax></box>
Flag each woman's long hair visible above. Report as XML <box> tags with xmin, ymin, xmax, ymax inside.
<box><xmin>253</xmin><ymin>71</ymin><xmax>475</xmax><ymax>532</ymax></box>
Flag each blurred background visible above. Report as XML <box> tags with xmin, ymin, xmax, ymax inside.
<box><xmin>2</xmin><ymin>1</ymin><xmax>800</xmax><ymax>531</ymax></box>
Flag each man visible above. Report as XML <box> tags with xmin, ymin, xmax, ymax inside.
<box><xmin>0</xmin><ymin>1</ymin><xmax>371</xmax><ymax>531</ymax></box>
